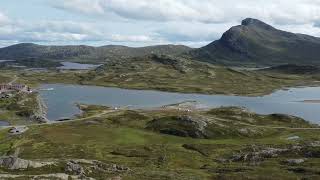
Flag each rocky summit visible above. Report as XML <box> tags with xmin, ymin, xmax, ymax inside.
<box><xmin>189</xmin><ymin>18</ymin><xmax>320</xmax><ymax>66</ymax></box>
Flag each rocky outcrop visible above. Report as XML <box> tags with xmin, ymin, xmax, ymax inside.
<box><xmin>220</xmin><ymin>142</ymin><xmax>320</xmax><ymax>166</ymax></box>
<box><xmin>90</xmin><ymin>161</ymin><xmax>131</xmax><ymax>173</ymax></box>
<box><xmin>284</xmin><ymin>159</ymin><xmax>305</xmax><ymax>165</ymax></box>
<box><xmin>0</xmin><ymin>156</ymin><xmax>54</xmax><ymax>170</ymax></box>
<box><xmin>146</xmin><ymin>115</ymin><xmax>209</xmax><ymax>138</ymax></box>
<box><xmin>8</xmin><ymin>126</ymin><xmax>29</xmax><ymax>135</ymax></box>
<box><xmin>31</xmin><ymin>95</ymin><xmax>49</xmax><ymax>123</ymax></box>
<box><xmin>229</xmin><ymin>145</ymin><xmax>303</xmax><ymax>165</ymax></box>
<box><xmin>64</xmin><ymin>159</ymin><xmax>131</xmax><ymax>178</ymax></box>
<box><xmin>65</xmin><ymin>160</ymin><xmax>85</xmax><ymax>176</ymax></box>
<box><xmin>31</xmin><ymin>115</ymin><xmax>48</xmax><ymax>123</ymax></box>
<box><xmin>0</xmin><ymin>173</ymin><xmax>94</xmax><ymax>180</ymax></box>
<box><xmin>231</xmin><ymin>147</ymin><xmax>291</xmax><ymax>164</ymax></box>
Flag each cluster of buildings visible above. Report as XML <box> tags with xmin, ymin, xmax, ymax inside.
<box><xmin>0</xmin><ymin>84</ymin><xmax>31</xmax><ymax>97</ymax></box>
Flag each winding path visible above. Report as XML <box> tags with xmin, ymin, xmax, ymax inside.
<box><xmin>8</xmin><ymin>75</ymin><xmax>18</xmax><ymax>85</ymax></box>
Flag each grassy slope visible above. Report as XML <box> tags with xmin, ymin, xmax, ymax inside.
<box><xmin>0</xmin><ymin>105</ymin><xmax>319</xmax><ymax>179</ymax></box>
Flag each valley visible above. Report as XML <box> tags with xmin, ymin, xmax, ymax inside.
<box><xmin>0</xmin><ymin>18</ymin><xmax>320</xmax><ymax>179</ymax></box>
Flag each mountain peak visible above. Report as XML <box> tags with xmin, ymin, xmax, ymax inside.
<box><xmin>241</xmin><ymin>18</ymin><xmax>275</xmax><ymax>30</ymax></box>
<box><xmin>191</xmin><ymin>18</ymin><xmax>320</xmax><ymax>66</ymax></box>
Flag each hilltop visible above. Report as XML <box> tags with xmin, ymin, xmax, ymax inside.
<box><xmin>189</xmin><ymin>18</ymin><xmax>320</xmax><ymax>66</ymax></box>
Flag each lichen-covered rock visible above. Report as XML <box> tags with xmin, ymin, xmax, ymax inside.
<box><xmin>0</xmin><ymin>156</ymin><xmax>53</xmax><ymax>170</ymax></box>
<box><xmin>65</xmin><ymin>160</ymin><xmax>85</xmax><ymax>176</ymax></box>
<box><xmin>231</xmin><ymin>147</ymin><xmax>293</xmax><ymax>165</ymax></box>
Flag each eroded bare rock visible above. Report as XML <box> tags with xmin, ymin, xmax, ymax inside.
<box><xmin>65</xmin><ymin>160</ymin><xmax>85</xmax><ymax>176</ymax></box>
<box><xmin>230</xmin><ymin>145</ymin><xmax>303</xmax><ymax>165</ymax></box>
<box><xmin>0</xmin><ymin>156</ymin><xmax>54</xmax><ymax>170</ymax></box>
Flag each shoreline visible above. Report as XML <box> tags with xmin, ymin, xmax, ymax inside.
<box><xmin>299</xmin><ymin>100</ymin><xmax>320</xmax><ymax>103</ymax></box>
<box><xmin>32</xmin><ymin>94</ymin><xmax>49</xmax><ymax>123</ymax></box>
<box><xmin>39</xmin><ymin>81</ymin><xmax>320</xmax><ymax>98</ymax></box>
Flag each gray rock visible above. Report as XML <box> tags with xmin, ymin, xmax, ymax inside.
<box><xmin>65</xmin><ymin>161</ymin><xmax>85</xmax><ymax>175</ymax></box>
<box><xmin>0</xmin><ymin>156</ymin><xmax>29</xmax><ymax>169</ymax></box>
<box><xmin>285</xmin><ymin>159</ymin><xmax>305</xmax><ymax>165</ymax></box>
<box><xmin>310</xmin><ymin>141</ymin><xmax>320</xmax><ymax>147</ymax></box>
<box><xmin>178</xmin><ymin>115</ymin><xmax>208</xmax><ymax>132</ymax></box>
<box><xmin>8</xmin><ymin>126</ymin><xmax>28</xmax><ymax>135</ymax></box>
<box><xmin>92</xmin><ymin>161</ymin><xmax>131</xmax><ymax>173</ymax></box>
<box><xmin>0</xmin><ymin>156</ymin><xmax>53</xmax><ymax>170</ymax></box>
<box><xmin>31</xmin><ymin>115</ymin><xmax>49</xmax><ymax>123</ymax></box>
<box><xmin>231</xmin><ymin>147</ymin><xmax>290</xmax><ymax>165</ymax></box>
<box><xmin>287</xmin><ymin>136</ymin><xmax>300</xmax><ymax>140</ymax></box>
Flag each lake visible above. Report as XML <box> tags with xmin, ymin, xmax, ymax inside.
<box><xmin>58</xmin><ymin>62</ymin><xmax>101</xmax><ymax>70</ymax></box>
<box><xmin>39</xmin><ymin>84</ymin><xmax>320</xmax><ymax>123</ymax></box>
<box><xmin>0</xmin><ymin>60</ymin><xmax>14</xmax><ymax>63</ymax></box>
<box><xmin>0</xmin><ymin>121</ymin><xmax>9</xmax><ymax>126</ymax></box>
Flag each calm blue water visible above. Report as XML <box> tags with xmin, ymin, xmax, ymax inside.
<box><xmin>0</xmin><ymin>60</ymin><xmax>13</xmax><ymax>63</ymax></box>
<box><xmin>39</xmin><ymin>84</ymin><xmax>320</xmax><ymax>123</ymax></box>
<box><xmin>58</xmin><ymin>62</ymin><xmax>101</xmax><ymax>70</ymax></box>
<box><xmin>0</xmin><ymin>121</ymin><xmax>9</xmax><ymax>126</ymax></box>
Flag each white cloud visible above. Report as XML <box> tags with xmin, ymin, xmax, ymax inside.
<box><xmin>1</xmin><ymin>1</ymin><xmax>320</xmax><ymax>47</ymax></box>
<box><xmin>0</xmin><ymin>12</ymin><xmax>10</xmax><ymax>26</ymax></box>
<box><xmin>52</xmin><ymin>0</ymin><xmax>105</xmax><ymax>14</ymax></box>
<box><xmin>110</xmin><ymin>34</ymin><xmax>154</xmax><ymax>42</ymax></box>
<box><xmin>279</xmin><ymin>24</ymin><xmax>320</xmax><ymax>38</ymax></box>
<box><xmin>0</xmin><ymin>17</ymin><xmax>163</xmax><ymax>47</ymax></box>
<box><xmin>52</xmin><ymin>0</ymin><xmax>320</xmax><ymax>25</ymax></box>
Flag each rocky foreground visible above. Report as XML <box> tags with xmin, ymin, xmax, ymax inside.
<box><xmin>0</xmin><ymin>105</ymin><xmax>319</xmax><ymax>179</ymax></box>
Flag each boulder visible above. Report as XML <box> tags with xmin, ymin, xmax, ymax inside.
<box><xmin>8</xmin><ymin>126</ymin><xmax>28</xmax><ymax>135</ymax></box>
<box><xmin>284</xmin><ymin>159</ymin><xmax>305</xmax><ymax>165</ymax></box>
<box><xmin>147</xmin><ymin>115</ymin><xmax>208</xmax><ymax>138</ymax></box>
<box><xmin>0</xmin><ymin>156</ymin><xmax>53</xmax><ymax>170</ymax></box>
<box><xmin>65</xmin><ymin>160</ymin><xmax>85</xmax><ymax>176</ymax></box>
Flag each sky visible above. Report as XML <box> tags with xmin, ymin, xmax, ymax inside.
<box><xmin>0</xmin><ymin>0</ymin><xmax>320</xmax><ymax>48</ymax></box>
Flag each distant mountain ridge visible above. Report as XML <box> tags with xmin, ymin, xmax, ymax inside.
<box><xmin>0</xmin><ymin>43</ymin><xmax>192</xmax><ymax>63</ymax></box>
<box><xmin>189</xmin><ymin>18</ymin><xmax>320</xmax><ymax>66</ymax></box>
<box><xmin>2</xmin><ymin>18</ymin><xmax>320</xmax><ymax>66</ymax></box>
